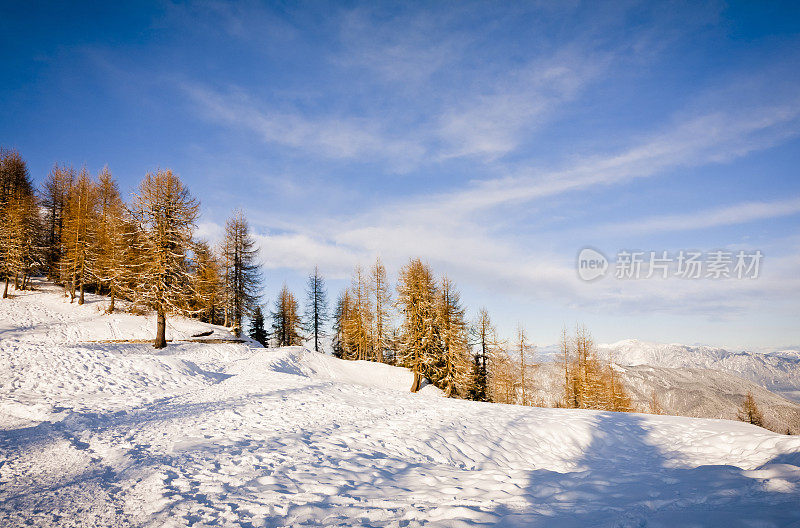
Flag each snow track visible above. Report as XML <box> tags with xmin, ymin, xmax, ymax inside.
<box><xmin>2</xmin><ymin>283</ymin><xmax>800</xmax><ymax>527</ymax></box>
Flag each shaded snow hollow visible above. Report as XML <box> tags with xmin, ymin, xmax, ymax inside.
<box><xmin>1</xmin><ymin>283</ymin><xmax>800</xmax><ymax>527</ymax></box>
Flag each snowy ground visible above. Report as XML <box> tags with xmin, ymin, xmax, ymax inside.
<box><xmin>2</xmin><ymin>283</ymin><xmax>800</xmax><ymax>527</ymax></box>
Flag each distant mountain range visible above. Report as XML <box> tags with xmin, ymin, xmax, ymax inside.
<box><xmin>595</xmin><ymin>340</ymin><xmax>800</xmax><ymax>402</ymax></box>
<box><xmin>531</xmin><ymin>362</ymin><xmax>800</xmax><ymax>434</ymax></box>
<box><xmin>532</xmin><ymin>339</ymin><xmax>800</xmax><ymax>433</ymax></box>
<box><xmin>537</xmin><ymin>339</ymin><xmax>800</xmax><ymax>403</ymax></box>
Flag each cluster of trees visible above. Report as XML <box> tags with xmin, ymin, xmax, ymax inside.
<box><xmin>333</xmin><ymin>259</ymin><xmax>394</xmax><ymax>364</ymax></box>
<box><xmin>483</xmin><ymin>322</ymin><xmax>538</xmax><ymax>405</ymax></box>
<box><xmin>262</xmin><ymin>257</ymin><xmax>623</xmax><ymax>408</ymax></box>
<box><xmin>327</xmin><ymin>258</ymin><xmax>476</xmax><ymax>397</ymax></box>
<box><xmin>4</xmin><ymin>146</ymin><xmax>637</xmax><ymax>410</ymax></box>
<box><xmin>0</xmin><ymin>148</ymin><xmax>262</xmax><ymax>348</ymax></box>
<box><xmin>0</xmin><ymin>149</ymin><xmax>40</xmax><ymax>296</ymax></box>
<box><xmin>246</xmin><ymin>273</ymin><xmax>324</xmax><ymax>350</ymax></box>
<box><xmin>559</xmin><ymin>327</ymin><xmax>634</xmax><ymax>412</ymax></box>
<box><xmin>246</xmin><ymin>277</ymin><xmax>315</xmax><ymax>349</ymax></box>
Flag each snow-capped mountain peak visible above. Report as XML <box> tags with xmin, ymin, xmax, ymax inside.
<box><xmin>596</xmin><ymin>339</ymin><xmax>800</xmax><ymax>402</ymax></box>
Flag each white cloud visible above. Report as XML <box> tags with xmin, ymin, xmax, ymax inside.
<box><xmin>176</xmin><ymin>11</ymin><xmax>800</xmax><ymax>325</ymax></box>
<box><xmin>437</xmin><ymin>50</ymin><xmax>608</xmax><ymax>159</ymax></box>
<box><xmin>335</xmin><ymin>7</ymin><xmax>468</xmax><ymax>87</ymax></box>
<box><xmin>195</xmin><ymin>221</ymin><xmax>225</xmax><ymax>243</ymax></box>
<box><xmin>434</xmin><ymin>101</ymin><xmax>800</xmax><ymax>215</ymax></box>
<box><xmin>183</xmin><ymin>84</ymin><xmax>426</xmax><ymax>164</ymax></box>
<box><xmin>239</xmin><ymin>96</ymin><xmax>800</xmax><ymax>319</ymax></box>
<box><xmin>254</xmin><ymin>232</ymin><xmax>363</xmax><ymax>279</ymax></box>
<box><xmin>602</xmin><ymin>197</ymin><xmax>800</xmax><ymax>235</ymax></box>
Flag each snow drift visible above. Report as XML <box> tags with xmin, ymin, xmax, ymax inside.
<box><xmin>2</xmin><ymin>283</ymin><xmax>800</xmax><ymax>527</ymax></box>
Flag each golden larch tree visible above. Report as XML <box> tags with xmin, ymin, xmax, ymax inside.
<box><xmin>128</xmin><ymin>169</ymin><xmax>199</xmax><ymax>348</ymax></box>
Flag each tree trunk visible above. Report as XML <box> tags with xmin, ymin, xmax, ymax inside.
<box><xmin>3</xmin><ymin>277</ymin><xmax>8</xmax><ymax>299</ymax></box>
<box><xmin>107</xmin><ymin>290</ymin><xmax>115</xmax><ymax>314</ymax></box>
<box><xmin>410</xmin><ymin>371</ymin><xmax>422</xmax><ymax>393</ymax></box>
<box><xmin>78</xmin><ymin>280</ymin><xmax>84</xmax><ymax>305</ymax></box>
<box><xmin>154</xmin><ymin>308</ymin><xmax>167</xmax><ymax>349</ymax></box>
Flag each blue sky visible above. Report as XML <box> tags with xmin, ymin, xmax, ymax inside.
<box><xmin>2</xmin><ymin>1</ymin><xmax>799</xmax><ymax>349</ymax></box>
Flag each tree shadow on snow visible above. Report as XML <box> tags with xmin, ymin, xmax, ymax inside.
<box><xmin>4</xmin><ymin>394</ymin><xmax>800</xmax><ymax>527</ymax></box>
<box><xmin>487</xmin><ymin>411</ymin><xmax>800</xmax><ymax>528</ymax></box>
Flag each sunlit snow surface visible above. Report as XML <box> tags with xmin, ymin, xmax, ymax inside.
<box><xmin>2</xmin><ymin>283</ymin><xmax>800</xmax><ymax>527</ymax></box>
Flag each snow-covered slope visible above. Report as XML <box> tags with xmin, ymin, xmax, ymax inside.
<box><xmin>286</xmin><ymin>346</ymin><xmax>442</xmax><ymax>396</ymax></box>
<box><xmin>0</xmin><ymin>283</ymin><xmax>251</xmax><ymax>429</ymax></box>
<box><xmin>2</xmin><ymin>283</ymin><xmax>800</xmax><ymax>527</ymax></box>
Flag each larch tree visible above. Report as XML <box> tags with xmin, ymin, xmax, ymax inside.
<box><xmin>0</xmin><ymin>202</ymin><xmax>13</xmax><ymax>298</ymax></box>
<box><xmin>0</xmin><ymin>148</ymin><xmax>34</xmax><ymax>207</ymax></box>
<box><xmin>304</xmin><ymin>265</ymin><xmax>329</xmax><ymax>352</ymax></box>
<box><xmin>571</xmin><ymin>325</ymin><xmax>593</xmax><ymax>408</ymax></box>
<box><xmin>737</xmin><ymin>391</ymin><xmax>765</xmax><ymax>427</ymax></box>
<box><xmin>435</xmin><ymin>277</ymin><xmax>471</xmax><ymax>397</ymax></box>
<box><xmin>342</xmin><ymin>266</ymin><xmax>371</xmax><ymax>361</ymax></box>
<box><xmin>128</xmin><ymin>169</ymin><xmax>199</xmax><ymax>349</ymax></box>
<box><xmin>368</xmin><ymin>258</ymin><xmax>391</xmax><ymax>362</ymax></box>
<box><xmin>560</xmin><ymin>327</ymin><xmax>575</xmax><ymax>407</ymax></box>
<box><xmin>334</xmin><ymin>266</ymin><xmax>372</xmax><ymax>361</ymax></box>
<box><xmin>561</xmin><ymin>325</ymin><xmax>634</xmax><ymax>412</ymax></box>
<box><xmin>271</xmin><ymin>283</ymin><xmax>303</xmax><ymax>346</ymax></box>
<box><xmin>191</xmin><ymin>240</ymin><xmax>224</xmax><ymax>325</ymax></box>
<box><xmin>222</xmin><ymin>210</ymin><xmax>261</xmax><ymax>337</ymax></box>
<box><xmin>516</xmin><ymin>324</ymin><xmax>536</xmax><ymax>406</ymax></box>
<box><xmin>488</xmin><ymin>349</ymin><xmax>517</xmax><ymax>404</ymax></box>
<box><xmin>468</xmin><ymin>307</ymin><xmax>496</xmax><ymax>402</ymax></box>
<box><xmin>62</xmin><ymin>168</ymin><xmax>97</xmax><ymax>304</ymax></box>
<box><xmin>40</xmin><ymin>164</ymin><xmax>74</xmax><ymax>278</ymax></box>
<box><xmin>1</xmin><ymin>189</ymin><xmax>39</xmax><ymax>296</ymax></box>
<box><xmin>221</xmin><ymin>234</ymin><xmax>232</xmax><ymax>328</ymax></box>
<box><xmin>396</xmin><ymin>258</ymin><xmax>439</xmax><ymax>392</ymax></box>
<box><xmin>94</xmin><ymin>167</ymin><xmax>128</xmax><ymax>313</ymax></box>
<box><xmin>0</xmin><ymin>149</ymin><xmax>39</xmax><ymax>296</ymax></box>
<box><xmin>248</xmin><ymin>305</ymin><xmax>268</xmax><ymax>346</ymax></box>
<box><xmin>607</xmin><ymin>354</ymin><xmax>634</xmax><ymax>412</ymax></box>
<box><xmin>332</xmin><ymin>290</ymin><xmax>353</xmax><ymax>359</ymax></box>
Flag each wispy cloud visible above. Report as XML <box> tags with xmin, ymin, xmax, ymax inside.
<box><xmin>162</xmin><ymin>0</ymin><xmax>299</xmax><ymax>46</ymax></box>
<box><xmin>183</xmin><ymin>84</ymin><xmax>427</xmax><ymax>164</ymax></box>
<box><xmin>180</xmin><ymin>5</ymin><xmax>626</xmax><ymax>166</ymax></box>
<box><xmin>253</xmin><ymin>232</ymin><xmax>363</xmax><ymax>278</ymax></box>
<box><xmin>241</xmin><ymin>93</ymin><xmax>800</xmax><ymax>318</ymax></box>
<box><xmin>602</xmin><ymin>197</ymin><xmax>800</xmax><ymax>235</ymax></box>
<box><xmin>436</xmin><ymin>49</ymin><xmax>609</xmax><ymax>160</ymax></box>
<box><xmin>164</xmin><ymin>2</ymin><xmax>800</xmax><ymax>335</ymax></box>
<box><xmin>434</xmin><ymin>100</ymin><xmax>800</xmax><ymax>215</ymax></box>
<box><xmin>335</xmin><ymin>7</ymin><xmax>468</xmax><ymax>87</ymax></box>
